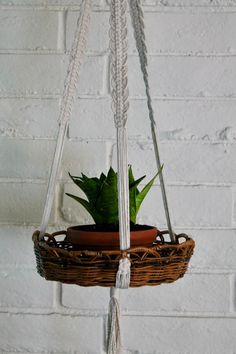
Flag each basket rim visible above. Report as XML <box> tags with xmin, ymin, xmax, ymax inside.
<box><xmin>32</xmin><ymin>229</ymin><xmax>195</xmax><ymax>257</ymax></box>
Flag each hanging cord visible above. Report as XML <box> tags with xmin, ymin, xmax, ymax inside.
<box><xmin>107</xmin><ymin>0</ymin><xmax>130</xmax><ymax>353</ymax></box>
<box><xmin>39</xmin><ymin>0</ymin><xmax>92</xmax><ymax>239</ymax></box>
<box><xmin>110</xmin><ymin>0</ymin><xmax>131</xmax><ymax>282</ymax></box>
<box><xmin>129</xmin><ymin>0</ymin><xmax>176</xmax><ymax>243</ymax></box>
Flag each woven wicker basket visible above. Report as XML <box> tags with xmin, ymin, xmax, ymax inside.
<box><xmin>33</xmin><ymin>229</ymin><xmax>195</xmax><ymax>287</ymax></box>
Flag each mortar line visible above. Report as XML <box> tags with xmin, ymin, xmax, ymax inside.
<box><xmin>1</xmin><ymin>306</ymin><xmax>236</xmax><ymax>319</ymax></box>
<box><xmin>2</xmin><ymin>134</ymin><xmax>236</xmax><ymax>145</ymax></box>
<box><xmin>2</xmin><ymin>5</ymin><xmax>236</xmax><ymax>13</ymax></box>
<box><xmin>2</xmin><ymin>49</ymin><xmax>236</xmax><ymax>57</ymax></box>
<box><xmin>3</xmin><ymin>94</ymin><xmax>236</xmax><ymax>101</ymax></box>
<box><xmin>0</xmin><ymin>177</ymin><xmax>235</xmax><ymax>187</ymax></box>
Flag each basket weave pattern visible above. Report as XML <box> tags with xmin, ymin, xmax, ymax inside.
<box><xmin>33</xmin><ymin>230</ymin><xmax>195</xmax><ymax>287</ymax></box>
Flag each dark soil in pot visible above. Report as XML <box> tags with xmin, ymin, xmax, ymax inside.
<box><xmin>66</xmin><ymin>224</ymin><xmax>158</xmax><ymax>250</ymax></box>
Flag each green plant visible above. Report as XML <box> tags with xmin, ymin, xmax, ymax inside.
<box><xmin>66</xmin><ymin>165</ymin><xmax>160</xmax><ymax>228</ymax></box>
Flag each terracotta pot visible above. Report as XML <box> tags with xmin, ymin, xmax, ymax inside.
<box><xmin>66</xmin><ymin>224</ymin><xmax>158</xmax><ymax>250</ymax></box>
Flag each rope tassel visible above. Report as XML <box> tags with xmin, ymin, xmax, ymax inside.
<box><xmin>116</xmin><ymin>257</ymin><xmax>131</xmax><ymax>289</ymax></box>
<box><xmin>107</xmin><ymin>288</ymin><xmax>121</xmax><ymax>354</ymax></box>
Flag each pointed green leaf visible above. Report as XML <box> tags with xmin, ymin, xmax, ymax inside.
<box><xmin>106</xmin><ymin>167</ymin><xmax>117</xmax><ymax>186</ymax></box>
<box><xmin>65</xmin><ymin>193</ymin><xmax>103</xmax><ymax>224</ymax></box>
<box><xmin>96</xmin><ymin>173</ymin><xmax>118</xmax><ymax>225</ymax></box>
<box><xmin>128</xmin><ymin>165</ymin><xmax>135</xmax><ymax>184</ymax></box>
<box><xmin>69</xmin><ymin>173</ymin><xmax>100</xmax><ymax>206</ymax></box>
<box><xmin>129</xmin><ymin>185</ymin><xmax>137</xmax><ymax>224</ymax></box>
<box><xmin>129</xmin><ymin>175</ymin><xmax>146</xmax><ymax>191</ymax></box>
<box><xmin>135</xmin><ymin>169</ymin><xmax>161</xmax><ymax>216</ymax></box>
<box><xmin>99</xmin><ymin>173</ymin><xmax>106</xmax><ymax>183</ymax></box>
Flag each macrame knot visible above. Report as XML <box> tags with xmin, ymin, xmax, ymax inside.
<box><xmin>116</xmin><ymin>257</ymin><xmax>131</xmax><ymax>289</ymax></box>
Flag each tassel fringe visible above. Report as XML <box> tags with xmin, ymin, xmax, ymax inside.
<box><xmin>107</xmin><ymin>289</ymin><xmax>121</xmax><ymax>354</ymax></box>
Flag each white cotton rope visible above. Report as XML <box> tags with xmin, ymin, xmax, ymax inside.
<box><xmin>107</xmin><ymin>288</ymin><xmax>121</xmax><ymax>354</ymax></box>
<box><xmin>129</xmin><ymin>0</ymin><xmax>176</xmax><ymax>243</ymax></box>
<box><xmin>110</xmin><ymin>0</ymin><xmax>131</xmax><ymax>272</ymax></box>
<box><xmin>108</xmin><ymin>1</ymin><xmax>130</xmax><ymax>353</ymax></box>
<box><xmin>39</xmin><ymin>0</ymin><xmax>92</xmax><ymax>239</ymax></box>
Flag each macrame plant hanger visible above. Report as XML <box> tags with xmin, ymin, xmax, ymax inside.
<box><xmin>36</xmin><ymin>1</ymin><xmax>191</xmax><ymax>353</ymax></box>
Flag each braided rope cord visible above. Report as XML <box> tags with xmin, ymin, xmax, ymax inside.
<box><xmin>129</xmin><ymin>0</ymin><xmax>176</xmax><ymax>243</ymax></box>
<box><xmin>108</xmin><ymin>3</ymin><xmax>130</xmax><ymax>352</ymax></box>
<box><xmin>110</xmin><ymin>0</ymin><xmax>130</xmax><ymax>251</ymax></box>
<box><xmin>39</xmin><ymin>0</ymin><xmax>92</xmax><ymax>239</ymax></box>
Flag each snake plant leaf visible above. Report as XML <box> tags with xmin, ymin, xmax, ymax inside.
<box><xmin>99</xmin><ymin>173</ymin><xmax>106</xmax><ymax>184</ymax></box>
<box><xmin>68</xmin><ymin>173</ymin><xmax>100</xmax><ymax>206</ymax></box>
<box><xmin>95</xmin><ymin>169</ymin><xmax>118</xmax><ymax>225</ymax></box>
<box><xmin>135</xmin><ymin>168</ymin><xmax>162</xmax><ymax>216</ymax></box>
<box><xmin>129</xmin><ymin>185</ymin><xmax>137</xmax><ymax>224</ymax></box>
<box><xmin>128</xmin><ymin>170</ymin><xmax>137</xmax><ymax>224</ymax></box>
<box><xmin>128</xmin><ymin>165</ymin><xmax>135</xmax><ymax>184</ymax></box>
<box><xmin>128</xmin><ymin>165</ymin><xmax>146</xmax><ymax>191</ymax></box>
<box><xmin>129</xmin><ymin>175</ymin><xmax>146</xmax><ymax>190</ymax></box>
<box><xmin>106</xmin><ymin>167</ymin><xmax>117</xmax><ymax>186</ymax></box>
<box><xmin>129</xmin><ymin>176</ymin><xmax>146</xmax><ymax>224</ymax></box>
<box><xmin>65</xmin><ymin>193</ymin><xmax>103</xmax><ymax>224</ymax></box>
<box><xmin>128</xmin><ymin>166</ymin><xmax>146</xmax><ymax>223</ymax></box>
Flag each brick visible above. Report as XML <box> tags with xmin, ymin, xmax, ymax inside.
<box><xmin>0</xmin><ymin>10</ymin><xmax>60</xmax><ymax>51</ymax></box>
<box><xmin>120</xmin><ymin>274</ymin><xmax>230</xmax><ymax>313</ymax></box>
<box><xmin>68</xmin><ymin>98</ymin><xmax>114</xmax><ymax>140</ymax></box>
<box><xmin>138</xmin><ymin>185</ymin><xmax>232</xmax><ymax>227</ymax></box>
<box><xmin>0</xmin><ymin>314</ymin><xmax>103</xmax><ymax>353</ymax></box>
<box><xmin>0</xmin><ymin>226</ymin><xmax>36</xmax><ymax>266</ymax></box>
<box><xmin>0</xmin><ymin>269</ymin><xmax>53</xmax><ymax>308</ymax></box>
<box><xmin>0</xmin><ymin>98</ymin><xmax>177</xmax><ymax>140</ymax></box>
<box><xmin>0</xmin><ymin>98</ymin><xmax>59</xmax><ymax>138</ymax></box>
<box><xmin>0</xmin><ymin>55</ymin><xmax>105</xmax><ymax>97</ymax></box>
<box><xmin>62</xmin><ymin>285</ymin><xmax>110</xmax><ymax>310</ymax></box>
<box><xmin>66</xmin><ymin>11</ymin><xmax>109</xmax><ymax>53</ymax></box>
<box><xmin>68</xmin><ymin>98</ymin><xmax>236</xmax><ymax>142</ymax></box>
<box><xmin>128</xmin><ymin>56</ymin><xmax>236</xmax><ymax>98</ymax></box>
<box><xmin>128</xmin><ymin>12</ymin><xmax>236</xmax><ymax>55</ymax></box>
<box><xmin>0</xmin><ymin>137</ymin><xmax>55</xmax><ymax>179</ymax></box>
<box><xmin>125</xmin><ymin>141</ymin><xmax>236</xmax><ymax>184</ymax></box>
<box><xmin>0</xmin><ymin>182</ymin><xmax>55</xmax><ymax>224</ymax></box>
<box><xmin>0</xmin><ymin>55</ymin><xmax>65</xmax><ymax>97</ymax></box>
<box><xmin>0</xmin><ymin>0</ymin><xmax>103</xmax><ymax>6</ymax></box>
<box><xmin>66</xmin><ymin>12</ymin><xmax>236</xmax><ymax>55</ymax></box>
<box><xmin>188</xmin><ymin>229</ymin><xmax>236</xmax><ymax>270</ymax></box>
<box><xmin>122</xmin><ymin>317</ymin><xmax>236</xmax><ymax>354</ymax></box>
<box><xmin>126</xmin><ymin>99</ymin><xmax>236</xmax><ymax>142</ymax></box>
<box><xmin>62</xmin><ymin>140</ymin><xmax>110</xmax><ymax>180</ymax></box>
<box><xmin>0</xmin><ymin>138</ymin><xmax>109</xmax><ymax>179</ymax></box>
<box><xmin>142</xmin><ymin>0</ymin><xmax>236</xmax><ymax>5</ymax></box>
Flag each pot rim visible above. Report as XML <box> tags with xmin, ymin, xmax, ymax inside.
<box><xmin>67</xmin><ymin>224</ymin><xmax>157</xmax><ymax>233</ymax></box>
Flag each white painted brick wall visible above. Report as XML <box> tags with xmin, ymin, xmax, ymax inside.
<box><xmin>1</xmin><ymin>1</ymin><xmax>236</xmax><ymax>353</ymax></box>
